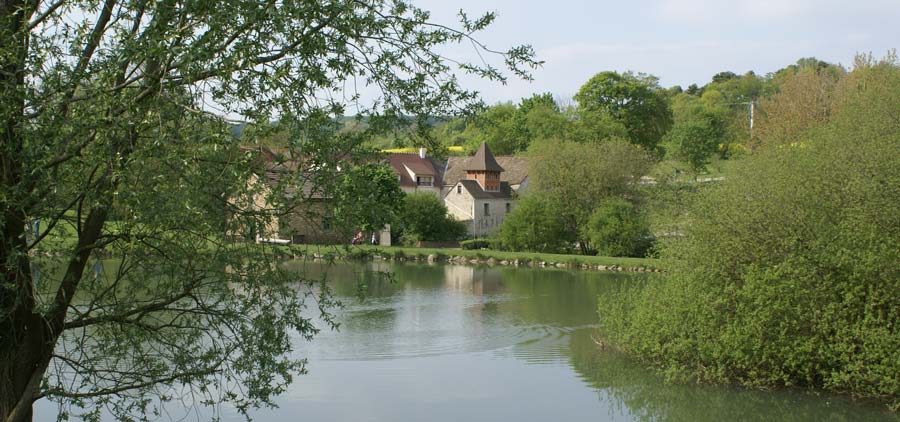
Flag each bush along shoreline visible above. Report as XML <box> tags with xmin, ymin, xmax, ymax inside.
<box><xmin>596</xmin><ymin>59</ymin><xmax>900</xmax><ymax>411</ymax></box>
<box><xmin>279</xmin><ymin>244</ymin><xmax>662</xmax><ymax>273</ymax></box>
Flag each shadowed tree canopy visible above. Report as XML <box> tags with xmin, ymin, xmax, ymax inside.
<box><xmin>0</xmin><ymin>0</ymin><xmax>538</xmax><ymax>420</ymax></box>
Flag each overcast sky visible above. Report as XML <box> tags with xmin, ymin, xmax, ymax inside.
<box><xmin>413</xmin><ymin>0</ymin><xmax>899</xmax><ymax>104</ymax></box>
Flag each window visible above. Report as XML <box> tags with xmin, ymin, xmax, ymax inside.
<box><xmin>483</xmin><ymin>203</ymin><xmax>490</xmax><ymax>216</ymax></box>
<box><xmin>505</xmin><ymin>203</ymin><xmax>511</xmax><ymax>213</ymax></box>
<box><xmin>457</xmin><ymin>185</ymin><xmax>461</xmax><ymax>194</ymax></box>
<box><xmin>416</xmin><ymin>175</ymin><xmax>433</xmax><ymax>186</ymax></box>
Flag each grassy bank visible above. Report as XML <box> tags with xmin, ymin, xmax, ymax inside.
<box><xmin>284</xmin><ymin>244</ymin><xmax>661</xmax><ymax>270</ymax></box>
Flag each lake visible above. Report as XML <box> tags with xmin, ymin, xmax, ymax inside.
<box><xmin>36</xmin><ymin>260</ymin><xmax>899</xmax><ymax>421</ymax></box>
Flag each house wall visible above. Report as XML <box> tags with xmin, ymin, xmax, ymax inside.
<box><xmin>443</xmin><ymin>181</ymin><xmax>516</xmax><ymax>237</ymax></box>
<box><xmin>400</xmin><ymin>185</ymin><xmax>441</xmax><ymax>196</ymax></box>
<box><xmin>471</xmin><ymin>198</ymin><xmax>513</xmax><ymax>237</ymax></box>
<box><xmin>276</xmin><ymin>200</ymin><xmax>347</xmax><ymax>244</ymax></box>
<box><xmin>227</xmin><ymin>174</ymin><xmax>282</xmax><ymax>242</ymax></box>
<box><xmin>444</xmin><ymin>182</ymin><xmax>475</xmax><ymax>223</ymax></box>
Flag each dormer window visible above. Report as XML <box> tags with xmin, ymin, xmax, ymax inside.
<box><xmin>416</xmin><ymin>175</ymin><xmax>433</xmax><ymax>186</ymax></box>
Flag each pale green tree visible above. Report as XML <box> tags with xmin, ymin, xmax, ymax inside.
<box><xmin>598</xmin><ymin>56</ymin><xmax>900</xmax><ymax>408</ymax></box>
<box><xmin>527</xmin><ymin>139</ymin><xmax>651</xmax><ymax>253</ymax></box>
<box><xmin>0</xmin><ymin>1</ymin><xmax>537</xmax><ymax>420</ymax></box>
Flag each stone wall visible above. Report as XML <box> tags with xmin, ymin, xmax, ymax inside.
<box><xmin>470</xmin><ymin>198</ymin><xmax>513</xmax><ymax>237</ymax></box>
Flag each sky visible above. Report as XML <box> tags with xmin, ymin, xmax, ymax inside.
<box><xmin>412</xmin><ymin>0</ymin><xmax>900</xmax><ymax>104</ymax></box>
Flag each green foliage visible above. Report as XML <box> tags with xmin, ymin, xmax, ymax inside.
<box><xmin>0</xmin><ymin>0</ymin><xmax>538</xmax><ymax>419</ymax></box>
<box><xmin>498</xmin><ymin>137</ymin><xmax>652</xmax><ymax>256</ymax></box>
<box><xmin>332</xmin><ymin>163</ymin><xmax>404</xmax><ymax>232</ymax></box>
<box><xmin>574</xmin><ymin>71</ymin><xmax>673</xmax><ymax>151</ymax></box>
<box><xmin>526</xmin><ymin>138</ymin><xmax>651</xmax><ymax>246</ymax></box>
<box><xmin>434</xmin><ymin>92</ymin><xmax>570</xmax><ymax>155</ymax></box>
<box><xmin>398</xmin><ymin>192</ymin><xmax>468</xmax><ymax>243</ymax></box>
<box><xmin>755</xmin><ymin>62</ymin><xmax>844</xmax><ymax>147</ymax></box>
<box><xmin>497</xmin><ymin>195</ymin><xmax>573</xmax><ymax>253</ymax></box>
<box><xmin>468</xmin><ymin>103</ymin><xmax>529</xmax><ymax>154</ymax></box>
<box><xmin>568</xmin><ymin>109</ymin><xmax>629</xmax><ymax>143</ymax></box>
<box><xmin>667</xmin><ymin>90</ymin><xmax>727</xmax><ymax>170</ymax></box>
<box><xmin>598</xmin><ymin>57</ymin><xmax>900</xmax><ymax>409</ymax></box>
<box><xmin>663</xmin><ymin>119</ymin><xmax>723</xmax><ymax>173</ymax></box>
<box><xmin>583</xmin><ymin>199</ymin><xmax>653</xmax><ymax>257</ymax></box>
<box><xmin>460</xmin><ymin>238</ymin><xmax>499</xmax><ymax>250</ymax></box>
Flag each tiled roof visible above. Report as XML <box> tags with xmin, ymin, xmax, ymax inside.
<box><xmin>261</xmin><ymin>168</ymin><xmax>329</xmax><ymax>200</ymax></box>
<box><xmin>387</xmin><ymin>153</ymin><xmax>442</xmax><ymax>188</ymax></box>
<box><xmin>464</xmin><ymin>142</ymin><xmax>504</xmax><ymax>172</ymax></box>
<box><xmin>443</xmin><ymin>155</ymin><xmax>529</xmax><ymax>187</ymax></box>
<box><xmin>458</xmin><ymin>180</ymin><xmax>513</xmax><ymax>199</ymax></box>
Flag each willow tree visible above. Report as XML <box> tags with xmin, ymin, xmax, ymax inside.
<box><xmin>0</xmin><ymin>1</ymin><xmax>538</xmax><ymax>420</ymax></box>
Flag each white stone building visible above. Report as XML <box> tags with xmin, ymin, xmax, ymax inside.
<box><xmin>443</xmin><ymin>143</ymin><xmax>516</xmax><ymax>237</ymax></box>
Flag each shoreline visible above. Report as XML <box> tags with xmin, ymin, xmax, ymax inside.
<box><xmin>281</xmin><ymin>244</ymin><xmax>663</xmax><ymax>273</ymax></box>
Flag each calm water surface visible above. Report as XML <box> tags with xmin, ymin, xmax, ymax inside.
<box><xmin>38</xmin><ymin>261</ymin><xmax>899</xmax><ymax>421</ymax></box>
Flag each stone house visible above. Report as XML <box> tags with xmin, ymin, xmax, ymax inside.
<box><xmin>243</xmin><ymin>163</ymin><xmax>346</xmax><ymax>245</ymax></box>
<box><xmin>443</xmin><ymin>143</ymin><xmax>517</xmax><ymax>237</ymax></box>
<box><xmin>441</xmin><ymin>153</ymin><xmax>529</xmax><ymax>196</ymax></box>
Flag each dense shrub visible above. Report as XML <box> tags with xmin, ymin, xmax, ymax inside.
<box><xmin>582</xmin><ymin>198</ymin><xmax>653</xmax><ymax>257</ymax></box>
<box><xmin>598</xmin><ymin>58</ymin><xmax>900</xmax><ymax>408</ymax></box>
<box><xmin>460</xmin><ymin>238</ymin><xmax>499</xmax><ymax>250</ymax></box>
<box><xmin>397</xmin><ymin>192</ymin><xmax>468</xmax><ymax>244</ymax></box>
<box><xmin>497</xmin><ymin>195</ymin><xmax>574</xmax><ymax>253</ymax></box>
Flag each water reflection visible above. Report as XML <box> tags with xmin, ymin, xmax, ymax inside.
<box><xmin>37</xmin><ymin>260</ymin><xmax>898</xmax><ymax>421</ymax></box>
<box><xmin>276</xmin><ymin>261</ymin><xmax>897</xmax><ymax>422</ymax></box>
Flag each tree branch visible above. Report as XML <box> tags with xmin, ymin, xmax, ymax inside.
<box><xmin>26</xmin><ymin>0</ymin><xmax>65</xmax><ymax>31</ymax></box>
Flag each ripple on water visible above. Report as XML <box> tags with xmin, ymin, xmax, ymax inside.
<box><xmin>303</xmin><ymin>293</ymin><xmax>590</xmax><ymax>362</ymax></box>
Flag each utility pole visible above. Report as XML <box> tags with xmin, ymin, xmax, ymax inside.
<box><xmin>749</xmin><ymin>100</ymin><xmax>755</xmax><ymax>140</ymax></box>
<box><xmin>726</xmin><ymin>100</ymin><xmax>757</xmax><ymax>140</ymax></box>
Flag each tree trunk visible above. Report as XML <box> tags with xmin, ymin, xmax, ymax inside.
<box><xmin>1</xmin><ymin>1</ymin><xmax>48</xmax><ymax>420</ymax></box>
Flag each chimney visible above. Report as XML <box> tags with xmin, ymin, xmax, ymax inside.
<box><xmin>418</xmin><ymin>147</ymin><xmax>426</xmax><ymax>159</ymax></box>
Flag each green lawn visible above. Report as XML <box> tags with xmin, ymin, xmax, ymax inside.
<box><xmin>34</xmin><ymin>222</ymin><xmax>661</xmax><ymax>271</ymax></box>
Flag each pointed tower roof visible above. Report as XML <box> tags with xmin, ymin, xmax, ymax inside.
<box><xmin>465</xmin><ymin>142</ymin><xmax>504</xmax><ymax>172</ymax></box>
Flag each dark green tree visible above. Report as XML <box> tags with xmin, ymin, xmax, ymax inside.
<box><xmin>664</xmin><ymin>97</ymin><xmax>726</xmax><ymax>173</ymax></box>
<box><xmin>518</xmin><ymin>92</ymin><xmax>559</xmax><ymax>114</ymax></box>
<box><xmin>664</xmin><ymin>121</ymin><xmax>722</xmax><ymax>173</ymax></box>
<box><xmin>711</xmin><ymin>71</ymin><xmax>738</xmax><ymax>83</ymax></box>
<box><xmin>332</xmin><ymin>163</ymin><xmax>404</xmax><ymax>232</ymax></box>
<box><xmin>398</xmin><ymin>192</ymin><xmax>467</xmax><ymax>243</ymax></box>
<box><xmin>574</xmin><ymin>71</ymin><xmax>673</xmax><ymax>151</ymax></box>
<box><xmin>497</xmin><ymin>195</ymin><xmax>573</xmax><ymax>253</ymax></box>
<box><xmin>462</xmin><ymin>103</ymin><xmax>528</xmax><ymax>154</ymax></box>
<box><xmin>582</xmin><ymin>198</ymin><xmax>652</xmax><ymax>257</ymax></box>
